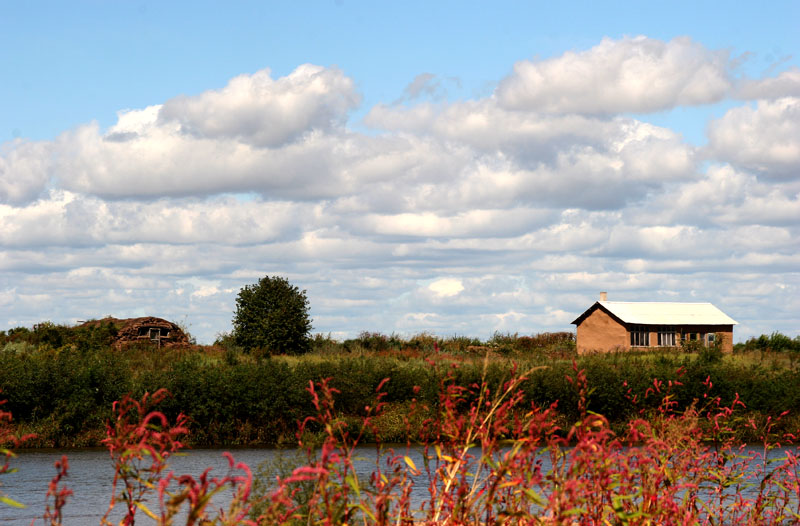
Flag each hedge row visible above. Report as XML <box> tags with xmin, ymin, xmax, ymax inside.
<box><xmin>1</xmin><ymin>344</ymin><xmax>799</xmax><ymax>447</ymax></box>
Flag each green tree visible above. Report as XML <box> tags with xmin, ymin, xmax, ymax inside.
<box><xmin>232</xmin><ymin>276</ymin><xmax>312</xmax><ymax>354</ymax></box>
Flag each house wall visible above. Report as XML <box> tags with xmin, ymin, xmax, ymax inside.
<box><xmin>576</xmin><ymin>308</ymin><xmax>628</xmax><ymax>354</ymax></box>
<box><xmin>717</xmin><ymin>326</ymin><xmax>734</xmax><ymax>353</ymax></box>
<box><xmin>577</xmin><ymin>315</ymin><xmax>734</xmax><ymax>354</ymax></box>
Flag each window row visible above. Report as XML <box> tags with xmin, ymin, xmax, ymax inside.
<box><xmin>630</xmin><ymin>326</ymin><xmax>717</xmax><ymax>347</ymax></box>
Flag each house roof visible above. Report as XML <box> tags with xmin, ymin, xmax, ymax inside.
<box><xmin>572</xmin><ymin>301</ymin><xmax>738</xmax><ymax>326</ymax></box>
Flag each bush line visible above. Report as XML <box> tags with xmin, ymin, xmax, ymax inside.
<box><xmin>2</xmin><ymin>328</ymin><xmax>800</xmax><ymax>447</ymax></box>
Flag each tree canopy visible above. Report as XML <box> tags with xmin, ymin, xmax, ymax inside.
<box><xmin>232</xmin><ymin>276</ymin><xmax>311</xmax><ymax>354</ymax></box>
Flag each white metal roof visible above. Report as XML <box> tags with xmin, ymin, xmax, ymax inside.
<box><xmin>596</xmin><ymin>301</ymin><xmax>738</xmax><ymax>325</ymax></box>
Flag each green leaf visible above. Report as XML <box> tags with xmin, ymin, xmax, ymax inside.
<box><xmin>344</xmin><ymin>473</ymin><xmax>361</xmax><ymax>496</ymax></box>
<box><xmin>135</xmin><ymin>501</ymin><xmax>158</xmax><ymax>520</ymax></box>
<box><xmin>0</xmin><ymin>495</ymin><xmax>26</xmax><ymax>508</ymax></box>
<box><xmin>403</xmin><ymin>455</ymin><xmax>418</xmax><ymax>472</ymax></box>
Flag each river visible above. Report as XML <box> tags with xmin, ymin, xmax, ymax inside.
<box><xmin>1</xmin><ymin>444</ymin><xmax>794</xmax><ymax>524</ymax></box>
<box><xmin>3</xmin><ymin>448</ymin><xmax>275</xmax><ymax>525</ymax></box>
<box><xmin>2</xmin><ymin>446</ymin><xmax>435</xmax><ymax>525</ymax></box>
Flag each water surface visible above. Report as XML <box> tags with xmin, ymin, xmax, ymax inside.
<box><xmin>1</xmin><ymin>444</ymin><xmax>792</xmax><ymax>524</ymax></box>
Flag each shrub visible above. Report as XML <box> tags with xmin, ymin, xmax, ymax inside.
<box><xmin>406</xmin><ymin>332</ymin><xmax>439</xmax><ymax>352</ymax></box>
<box><xmin>438</xmin><ymin>335</ymin><xmax>481</xmax><ymax>354</ymax></box>
<box><xmin>309</xmin><ymin>333</ymin><xmax>341</xmax><ymax>354</ymax></box>
<box><xmin>696</xmin><ymin>333</ymin><xmax>724</xmax><ymax>364</ymax></box>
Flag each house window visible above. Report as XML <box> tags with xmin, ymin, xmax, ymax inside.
<box><xmin>683</xmin><ymin>332</ymin><xmax>699</xmax><ymax>342</ymax></box>
<box><xmin>707</xmin><ymin>333</ymin><xmax>716</xmax><ymax>345</ymax></box>
<box><xmin>148</xmin><ymin>328</ymin><xmax>161</xmax><ymax>342</ymax></box>
<box><xmin>657</xmin><ymin>326</ymin><xmax>676</xmax><ymax>346</ymax></box>
<box><xmin>630</xmin><ymin>325</ymin><xmax>650</xmax><ymax>347</ymax></box>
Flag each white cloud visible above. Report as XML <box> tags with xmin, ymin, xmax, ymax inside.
<box><xmin>1</xmin><ymin>40</ymin><xmax>799</xmax><ymax>343</ymax></box>
<box><xmin>428</xmin><ymin>278</ymin><xmax>464</xmax><ymax>297</ymax></box>
<box><xmin>737</xmin><ymin>67</ymin><xmax>800</xmax><ymax>99</ymax></box>
<box><xmin>0</xmin><ymin>65</ymin><xmax>361</xmax><ymax>203</ymax></box>
<box><xmin>627</xmin><ymin>164</ymin><xmax>800</xmax><ymax>227</ymax></box>
<box><xmin>158</xmin><ymin>65</ymin><xmax>360</xmax><ymax>147</ymax></box>
<box><xmin>365</xmin><ymin>101</ymin><xmax>695</xmax><ymax>211</ymax></box>
<box><xmin>707</xmin><ymin>98</ymin><xmax>800</xmax><ymax>179</ymax></box>
<box><xmin>0</xmin><ymin>191</ymin><xmax>312</xmax><ymax>247</ymax></box>
<box><xmin>53</xmin><ymin>119</ymin><xmax>348</xmax><ymax>200</ymax></box>
<box><xmin>366</xmin><ymin>99</ymin><xmax>688</xmax><ymax>164</ymax></box>
<box><xmin>359</xmin><ymin>208</ymin><xmax>554</xmax><ymax>239</ymax></box>
<box><xmin>184</xmin><ymin>280</ymin><xmax>222</xmax><ymax>299</ymax></box>
<box><xmin>0</xmin><ymin>140</ymin><xmax>52</xmax><ymax>204</ymax></box>
<box><xmin>496</xmin><ymin>36</ymin><xmax>731</xmax><ymax>114</ymax></box>
<box><xmin>5</xmin><ymin>60</ymin><xmax>695</xmax><ymax>210</ymax></box>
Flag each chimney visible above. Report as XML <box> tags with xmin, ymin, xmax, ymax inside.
<box><xmin>599</xmin><ymin>291</ymin><xmax>607</xmax><ymax>301</ymax></box>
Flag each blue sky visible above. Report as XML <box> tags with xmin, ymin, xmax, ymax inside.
<box><xmin>1</xmin><ymin>1</ymin><xmax>798</xmax><ymax>344</ymax></box>
<box><xmin>5</xmin><ymin>1</ymin><xmax>797</xmax><ymax>142</ymax></box>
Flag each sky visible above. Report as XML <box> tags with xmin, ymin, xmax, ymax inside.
<box><xmin>1</xmin><ymin>1</ymin><xmax>798</xmax><ymax>344</ymax></box>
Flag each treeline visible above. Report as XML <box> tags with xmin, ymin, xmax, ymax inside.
<box><xmin>734</xmin><ymin>331</ymin><xmax>800</xmax><ymax>353</ymax></box>
<box><xmin>1</xmin><ymin>324</ymin><xmax>799</xmax><ymax>447</ymax></box>
<box><xmin>0</xmin><ymin>320</ymin><xmax>119</xmax><ymax>351</ymax></box>
<box><xmin>214</xmin><ymin>329</ymin><xmax>578</xmax><ymax>357</ymax></box>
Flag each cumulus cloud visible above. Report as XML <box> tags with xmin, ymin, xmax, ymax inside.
<box><xmin>1</xmin><ymin>50</ymin><xmax>703</xmax><ymax>209</ymax></box>
<box><xmin>159</xmin><ymin>65</ymin><xmax>360</xmax><ymax>147</ymax></box>
<box><xmin>428</xmin><ymin>278</ymin><xmax>464</xmax><ymax>297</ymax></box>
<box><xmin>352</xmin><ymin>208</ymin><xmax>554</xmax><ymax>239</ymax></box>
<box><xmin>707</xmin><ymin>97</ymin><xmax>800</xmax><ymax>179</ymax></box>
<box><xmin>627</xmin><ymin>164</ymin><xmax>800</xmax><ymax>227</ymax></box>
<box><xmin>2</xmin><ymin>39</ymin><xmax>799</xmax><ymax>343</ymax></box>
<box><xmin>11</xmin><ymin>65</ymin><xmax>361</xmax><ymax>202</ymax></box>
<box><xmin>496</xmin><ymin>36</ymin><xmax>731</xmax><ymax>114</ymax></box>
<box><xmin>0</xmin><ymin>140</ymin><xmax>52</xmax><ymax>204</ymax></box>
<box><xmin>0</xmin><ymin>191</ymin><xmax>313</xmax><ymax>248</ymax></box>
<box><xmin>737</xmin><ymin>68</ymin><xmax>800</xmax><ymax>99</ymax></box>
<box><xmin>365</xmin><ymin>100</ymin><xmax>695</xmax><ymax>210</ymax></box>
<box><xmin>54</xmin><ymin>120</ymin><xmax>347</xmax><ymax>200</ymax></box>
<box><xmin>368</xmin><ymin>98</ymin><xmax>626</xmax><ymax>153</ymax></box>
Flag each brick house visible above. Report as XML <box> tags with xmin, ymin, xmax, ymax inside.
<box><xmin>571</xmin><ymin>293</ymin><xmax>737</xmax><ymax>354</ymax></box>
